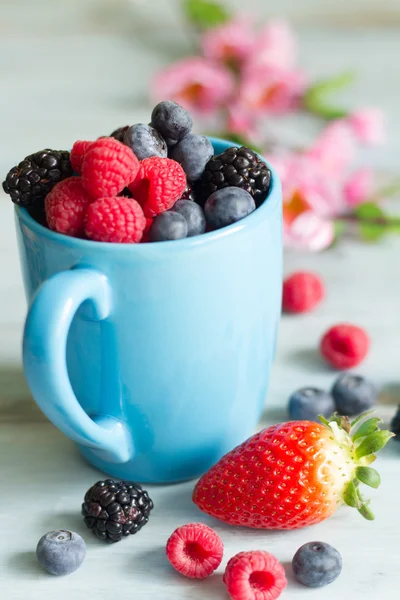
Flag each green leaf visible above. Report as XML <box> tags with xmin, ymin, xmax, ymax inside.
<box><xmin>351</xmin><ymin>411</ymin><xmax>375</xmax><ymax>428</ymax></box>
<box><xmin>303</xmin><ymin>71</ymin><xmax>355</xmax><ymax>120</ymax></box>
<box><xmin>354</xmin><ymin>201</ymin><xmax>385</xmax><ymax>220</ymax></box>
<box><xmin>354</xmin><ymin>430</ymin><xmax>394</xmax><ymax>460</ymax></box>
<box><xmin>343</xmin><ymin>480</ymin><xmax>360</xmax><ymax>508</ymax></box>
<box><xmin>358</xmin><ymin>502</ymin><xmax>375</xmax><ymax>520</ymax></box>
<box><xmin>359</xmin><ymin>222</ymin><xmax>387</xmax><ymax>242</ymax></box>
<box><xmin>356</xmin><ymin>490</ymin><xmax>375</xmax><ymax>520</ymax></box>
<box><xmin>183</xmin><ymin>0</ymin><xmax>230</xmax><ymax>30</ymax></box>
<box><xmin>352</xmin><ymin>417</ymin><xmax>382</xmax><ymax>442</ymax></box>
<box><xmin>318</xmin><ymin>415</ymin><xmax>330</xmax><ymax>426</ymax></box>
<box><xmin>356</xmin><ymin>466</ymin><xmax>381</xmax><ymax>489</ymax></box>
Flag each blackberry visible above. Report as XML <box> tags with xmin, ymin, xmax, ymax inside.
<box><xmin>180</xmin><ymin>183</ymin><xmax>196</xmax><ymax>202</ymax></box>
<box><xmin>3</xmin><ymin>149</ymin><xmax>72</xmax><ymax>207</ymax></box>
<box><xmin>110</xmin><ymin>125</ymin><xmax>129</xmax><ymax>143</ymax></box>
<box><xmin>196</xmin><ymin>146</ymin><xmax>271</xmax><ymax>207</ymax></box>
<box><xmin>82</xmin><ymin>479</ymin><xmax>153</xmax><ymax>543</ymax></box>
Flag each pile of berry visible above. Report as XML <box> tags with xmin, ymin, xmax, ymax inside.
<box><xmin>2</xmin><ymin>101</ymin><xmax>272</xmax><ymax>244</ymax></box>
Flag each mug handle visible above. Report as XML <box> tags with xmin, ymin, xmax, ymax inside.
<box><xmin>23</xmin><ymin>267</ymin><xmax>132</xmax><ymax>463</ymax></box>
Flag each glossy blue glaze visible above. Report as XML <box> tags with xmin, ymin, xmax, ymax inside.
<box><xmin>17</xmin><ymin>138</ymin><xmax>282</xmax><ymax>483</ymax></box>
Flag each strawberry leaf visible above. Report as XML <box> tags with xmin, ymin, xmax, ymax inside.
<box><xmin>354</xmin><ymin>430</ymin><xmax>394</xmax><ymax>460</ymax></box>
<box><xmin>183</xmin><ymin>0</ymin><xmax>230</xmax><ymax>30</ymax></box>
<box><xmin>343</xmin><ymin>480</ymin><xmax>360</xmax><ymax>508</ymax></box>
<box><xmin>356</xmin><ymin>466</ymin><xmax>381</xmax><ymax>489</ymax></box>
<box><xmin>352</xmin><ymin>417</ymin><xmax>382</xmax><ymax>442</ymax></box>
<box><xmin>356</xmin><ymin>491</ymin><xmax>375</xmax><ymax>521</ymax></box>
<box><xmin>351</xmin><ymin>411</ymin><xmax>375</xmax><ymax>428</ymax></box>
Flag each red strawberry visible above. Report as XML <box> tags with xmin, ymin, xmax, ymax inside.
<box><xmin>193</xmin><ymin>414</ymin><xmax>393</xmax><ymax>529</ymax></box>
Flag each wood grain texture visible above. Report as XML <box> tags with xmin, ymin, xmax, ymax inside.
<box><xmin>0</xmin><ymin>9</ymin><xmax>400</xmax><ymax>598</ymax></box>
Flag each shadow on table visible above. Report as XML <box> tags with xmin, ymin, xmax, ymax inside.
<box><xmin>286</xmin><ymin>348</ymin><xmax>332</xmax><ymax>374</ymax></box>
<box><xmin>7</xmin><ymin>551</ymin><xmax>44</xmax><ymax>579</ymax></box>
<box><xmin>133</xmin><ymin>546</ymin><xmax>225</xmax><ymax>594</ymax></box>
<box><xmin>0</xmin><ymin>363</ymin><xmax>44</xmax><ymax>422</ymax></box>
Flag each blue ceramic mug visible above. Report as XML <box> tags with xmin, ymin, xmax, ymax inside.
<box><xmin>16</xmin><ymin>138</ymin><xmax>282</xmax><ymax>483</ymax></box>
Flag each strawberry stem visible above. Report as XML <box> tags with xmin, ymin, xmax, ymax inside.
<box><xmin>322</xmin><ymin>412</ymin><xmax>394</xmax><ymax>522</ymax></box>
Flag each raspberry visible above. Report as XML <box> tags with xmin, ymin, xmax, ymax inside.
<box><xmin>283</xmin><ymin>271</ymin><xmax>324</xmax><ymax>314</ymax></box>
<box><xmin>82</xmin><ymin>138</ymin><xmax>140</xmax><ymax>200</ymax></box>
<box><xmin>165</xmin><ymin>523</ymin><xmax>223</xmax><ymax>579</ymax></box>
<box><xmin>84</xmin><ymin>196</ymin><xmax>146</xmax><ymax>243</ymax></box>
<box><xmin>70</xmin><ymin>141</ymin><xmax>93</xmax><ymax>174</ymax></box>
<box><xmin>141</xmin><ymin>217</ymin><xmax>153</xmax><ymax>243</ymax></box>
<box><xmin>223</xmin><ymin>551</ymin><xmax>287</xmax><ymax>600</ymax></box>
<box><xmin>45</xmin><ymin>177</ymin><xmax>91</xmax><ymax>237</ymax></box>
<box><xmin>320</xmin><ymin>323</ymin><xmax>369</xmax><ymax>369</ymax></box>
<box><xmin>128</xmin><ymin>157</ymin><xmax>186</xmax><ymax>217</ymax></box>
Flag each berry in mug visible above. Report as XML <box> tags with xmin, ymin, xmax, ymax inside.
<box><xmin>3</xmin><ymin>101</ymin><xmax>273</xmax><ymax>243</ymax></box>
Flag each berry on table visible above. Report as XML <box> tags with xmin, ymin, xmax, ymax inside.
<box><xmin>70</xmin><ymin>141</ymin><xmax>93</xmax><ymax>174</ymax></box>
<box><xmin>193</xmin><ymin>416</ymin><xmax>393</xmax><ymax>529</ymax></box>
<box><xmin>149</xmin><ymin>211</ymin><xmax>188</xmax><ymax>242</ymax></box>
<box><xmin>36</xmin><ymin>530</ymin><xmax>86</xmax><ymax>576</ymax></box>
<box><xmin>282</xmin><ymin>272</ymin><xmax>324</xmax><ymax>314</ymax></box>
<box><xmin>84</xmin><ymin>196</ymin><xmax>146</xmax><ymax>243</ymax></box>
<box><xmin>320</xmin><ymin>323</ymin><xmax>370</xmax><ymax>369</ymax></box>
<box><xmin>166</xmin><ymin>523</ymin><xmax>223</xmax><ymax>579</ymax></box>
<box><xmin>391</xmin><ymin>406</ymin><xmax>400</xmax><ymax>438</ymax></box>
<box><xmin>292</xmin><ymin>541</ymin><xmax>342</xmax><ymax>588</ymax></box>
<box><xmin>45</xmin><ymin>177</ymin><xmax>92</xmax><ymax>237</ymax></box>
<box><xmin>82</xmin><ymin>137</ymin><xmax>140</xmax><ymax>200</ymax></box>
<box><xmin>3</xmin><ymin>149</ymin><xmax>73</xmax><ymax>206</ymax></box>
<box><xmin>82</xmin><ymin>479</ymin><xmax>153</xmax><ymax>543</ymax></box>
<box><xmin>169</xmin><ymin>134</ymin><xmax>214</xmax><ymax>182</ymax></box>
<box><xmin>129</xmin><ymin>156</ymin><xmax>186</xmax><ymax>217</ymax></box>
<box><xmin>223</xmin><ymin>551</ymin><xmax>287</xmax><ymax>600</ymax></box>
<box><xmin>204</xmin><ymin>186</ymin><xmax>255</xmax><ymax>230</ymax></box>
<box><xmin>110</xmin><ymin>125</ymin><xmax>129</xmax><ymax>142</ymax></box>
<box><xmin>331</xmin><ymin>374</ymin><xmax>377</xmax><ymax>416</ymax></box>
<box><xmin>151</xmin><ymin>100</ymin><xmax>193</xmax><ymax>144</ymax></box>
<box><xmin>171</xmin><ymin>199</ymin><xmax>206</xmax><ymax>237</ymax></box>
<box><xmin>288</xmin><ymin>387</ymin><xmax>335</xmax><ymax>422</ymax></box>
<box><xmin>196</xmin><ymin>146</ymin><xmax>271</xmax><ymax>207</ymax></box>
<box><xmin>123</xmin><ymin>123</ymin><xmax>167</xmax><ymax>160</ymax></box>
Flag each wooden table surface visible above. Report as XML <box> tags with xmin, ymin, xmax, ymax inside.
<box><xmin>0</xmin><ymin>5</ymin><xmax>400</xmax><ymax>598</ymax></box>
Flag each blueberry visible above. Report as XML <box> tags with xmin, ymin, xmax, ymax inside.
<box><xmin>292</xmin><ymin>541</ymin><xmax>342</xmax><ymax>588</ymax></box>
<box><xmin>331</xmin><ymin>374</ymin><xmax>377</xmax><ymax>416</ymax></box>
<box><xmin>151</xmin><ymin>101</ymin><xmax>193</xmax><ymax>143</ymax></box>
<box><xmin>171</xmin><ymin>200</ymin><xmax>206</xmax><ymax>237</ymax></box>
<box><xmin>149</xmin><ymin>211</ymin><xmax>188</xmax><ymax>242</ymax></box>
<box><xmin>204</xmin><ymin>186</ymin><xmax>255</xmax><ymax>230</ymax></box>
<box><xmin>169</xmin><ymin>134</ymin><xmax>213</xmax><ymax>182</ymax></box>
<box><xmin>36</xmin><ymin>530</ymin><xmax>86</xmax><ymax>576</ymax></box>
<box><xmin>123</xmin><ymin>124</ymin><xmax>167</xmax><ymax>160</ymax></box>
<box><xmin>391</xmin><ymin>405</ymin><xmax>400</xmax><ymax>438</ymax></box>
<box><xmin>288</xmin><ymin>387</ymin><xmax>335</xmax><ymax>422</ymax></box>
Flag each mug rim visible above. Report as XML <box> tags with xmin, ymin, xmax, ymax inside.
<box><xmin>15</xmin><ymin>137</ymin><xmax>281</xmax><ymax>253</ymax></box>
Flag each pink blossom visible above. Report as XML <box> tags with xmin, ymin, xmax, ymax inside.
<box><xmin>226</xmin><ymin>101</ymin><xmax>257</xmax><ymax>139</ymax></box>
<box><xmin>284</xmin><ymin>211</ymin><xmax>335</xmax><ymax>252</ymax></box>
<box><xmin>348</xmin><ymin>107</ymin><xmax>386</xmax><ymax>145</ymax></box>
<box><xmin>252</xmin><ymin>19</ymin><xmax>297</xmax><ymax>70</ymax></box>
<box><xmin>238</xmin><ymin>65</ymin><xmax>307</xmax><ymax>114</ymax></box>
<box><xmin>307</xmin><ymin>119</ymin><xmax>356</xmax><ymax>173</ymax></box>
<box><xmin>152</xmin><ymin>57</ymin><xmax>235</xmax><ymax>113</ymax></box>
<box><xmin>343</xmin><ymin>168</ymin><xmax>374</xmax><ymax>207</ymax></box>
<box><xmin>274</xmin><ymin>153</ymin><xmax>343</xmax><ymax>219</ymax></box>
<box><xmin>201</xmin><ymin>18</ymin><xmax>255</xmax><ymax>66</ymax></box>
